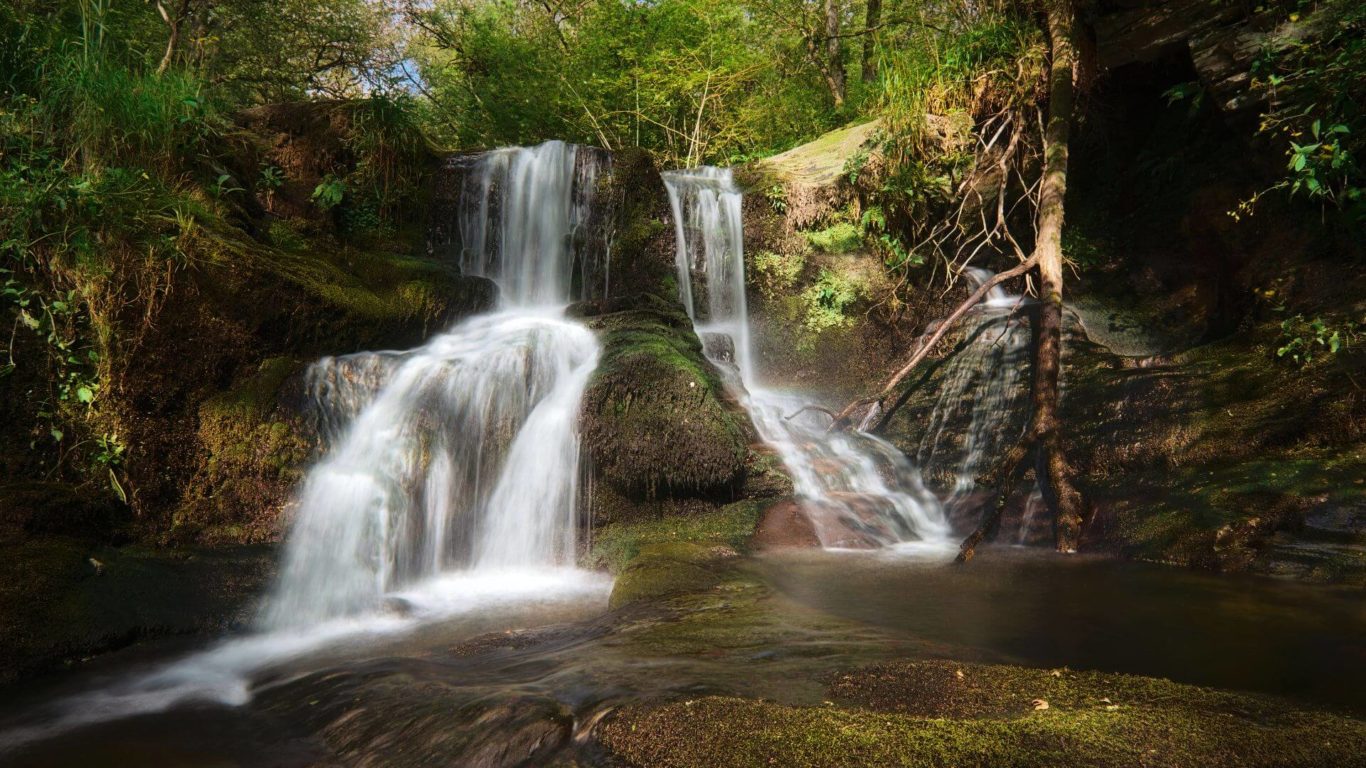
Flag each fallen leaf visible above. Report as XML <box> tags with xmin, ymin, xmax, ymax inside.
<box><xmin>1032</xmin><ymin>699</ymin><xmax>1050</xmax><ymax>711</ymax></box>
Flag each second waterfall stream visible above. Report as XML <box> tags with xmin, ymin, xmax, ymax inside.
<box><xmin>662</xmin><ymin>167</ymin><xmax>953</xmax><ymax>551</ymax></box>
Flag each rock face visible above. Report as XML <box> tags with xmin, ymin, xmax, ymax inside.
<box><xmin>575</xmin><ymin>294</ymin><xmax>753</xmax><ymax>505</ymax></box>
<box><xmin>0</xmin><ymin>538</ymin><xmax>275</xmax><ymax>684</ymax></box>
<box><xmin>110</xmin><ymin>231</ymin><xmax>496</xmax><ymax>544</ymax></box>
<box><xmin>1094</xmin><ymin>0</ymin><xmax>1326</xmax><ymax>122</ymax></box>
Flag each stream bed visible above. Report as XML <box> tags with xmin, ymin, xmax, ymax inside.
<box><xmin>1</xmin><ymin>549</ymin><xmax>1361</xmax><ymax>766</ymax></box>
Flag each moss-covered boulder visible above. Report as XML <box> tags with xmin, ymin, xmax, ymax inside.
<box><xmin>600</xmin><ymin>660</ymin><xmax>1366</xmax><ymax>767</ymax></box>
<box><xmin>574</xmin><ymin>294</ymin><xmax>752</xmax><ymax>503</ymax></box>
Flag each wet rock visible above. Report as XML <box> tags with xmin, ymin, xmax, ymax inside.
<box><xmin>577</xmin><ymin>296</ymin><xmax>751</xmax><ymax>501</ymax></box>
<box><xmin>0</xmin><ymin>538</ymin><xmax>276</xmax><ymax>684</ymax></box>
<box><xmin>751</xmin><ymin>499</ymin><xmax>821</xmax><ymax>550</ymax></box>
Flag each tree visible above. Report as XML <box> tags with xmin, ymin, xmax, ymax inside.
<box><xmin>832</xmin><ymin>0</ymin><xmax>1089</xmax><ymax>557</ymax></box>
<box><xmin>824</xmin><ymin>0</ymin><xmax>846</xmax><ymax>107</ymax></box>
<box><xmin>861</xmin><ymin>0</ymin><xmax>880</xmax><ymax>83</ymax></box>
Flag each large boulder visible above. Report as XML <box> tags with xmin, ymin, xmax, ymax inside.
<box><xmin>573</xmin><ymin>294</ymin><xmax>752</xmax><ymax>503</ymax></box>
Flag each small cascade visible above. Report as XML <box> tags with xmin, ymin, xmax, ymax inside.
<box><xmin>662</xmin><ymin>167</ymin><xmax>950</xmax><ymax>551</ymax></box>
<box><xmin>662</xmin><ymin>167</ymin><xmax>752</xmax><ymax>380</ymax></box>
<box><xmin>446</xmin><ymin>140</ymin><xmax>610</xmax><ymax>305</ymax></box>
<box><xmin>262</xmin><ymin>141</ymin><xmax>607</xmax><ymax>630</ymax></box>
<box><xmin>914</xmin><ymin>267</ymin><xmax>1032</xmax><ymax>513</ymax></box>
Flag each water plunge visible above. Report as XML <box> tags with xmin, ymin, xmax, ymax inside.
<box><xmin>263</xmin><ymin>141</ymin><xmax>609</xmax><ymax>630</ymax></box>
<box><xmin>913</xmin><ymin>267</ymin><xmax>1033</xmax><ymax>516</ymax></box>
<box><xmin>662</xmin><ymin>167</ymin><xmax>951</xmax><ymax>551</ymax></box>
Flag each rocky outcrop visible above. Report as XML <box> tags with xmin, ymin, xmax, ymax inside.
<box><xmin>1094</xmin><ymin>0</ymin><xmax>1329</xmax><ymax>122</ymax></box>
<box><xmin>574</xmin><ymin>294</ymin><xmax>753</xmax><ymax>506</ymax></box>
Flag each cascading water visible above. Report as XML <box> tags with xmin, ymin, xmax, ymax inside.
<box><xmin>662</xmin><ymin>168</ymin><xmax>951</xmax><ymax>551</ymax></box>
<box><xmin>1</xmin><ymin>143</ymin><xmax>614</xmax><ymax>740</ymax></box>
<box><xmin>914</xmin><ymin>267</ymin><xmax>1032</xmax><ymax>514</ymax></box>
<box><xmin>262</xmin><ymin>140</ymin><xmax>607</xmax><ymax>629</ymax></box>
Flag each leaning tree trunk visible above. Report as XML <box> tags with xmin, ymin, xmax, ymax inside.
<box><xmin>957</xmin><ymin>0</ymin><xmax>1087</xmax><ymax>561</ymax></box>
<box><xmin>1033</xmin><ymin>0</ymin><xmax>1086</xmax><ymax>553</ymax></box>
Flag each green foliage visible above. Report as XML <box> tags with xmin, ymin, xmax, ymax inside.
<box><xmin>410</xmin><ymin>0</ymin><xmax>841</xmax><ymax>165</ymax></box>
<box><xmin>1276</xmin><ymin>314</ymin><xmax>1359</xmax><ymax>366</ymax></box>
<box><xmin>804</xmin><ymin>222</ymin><xmax>863</xmax><ymax>253</ymax></box>
<box><xmin>762</xmin><ymin>184</ymin><xmax>788</xmax><ymax>214</ymax></box>
<box><xmin>801</xmin><ymin>268</ymin><xmax>864</xmax><ymax>334</ymax></box>
<box><xmin>751</xmin><ymin>249</ymin><xmax>806</xmax><ymax>299</ymax></box>
<box><xmin>311</xmin><ymin>174</ymin><xmax>347</xmax><ymax>211</ymax></box>
<box><xmin>1242</xmin><ymin>0</ymin><xmax>1366</xmax><ymax>224</ymax></box>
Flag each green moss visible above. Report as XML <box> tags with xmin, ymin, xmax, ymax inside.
<box><xmin>580</xmin><ymin>299</ymin><xmax>751</xmax><ymax>499</ymax></box>
<box><xmin>602</xmin><ymin>661</ymin><xmax>1366</xmax><ymax>768</ymax></box>
<box><xmin>589</xmin><ymin>500</ymin><xmax>765</xmax><ymax>574</ymax></box>
<box><xmin>609</xmin><ymin>542</ymin><xmax>724</xmax><ymax>609</ymax></box>
<box><xmin>803</xmin><ymin>222</ymin><xmax>863</xmax><ymax>254</ymax></box>
<box><xmin>175</xmin><ymin>357</ymin><xmax>312</xmax><ymax>542</ymax></box>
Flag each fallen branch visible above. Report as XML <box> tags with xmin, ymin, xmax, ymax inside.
<box><xmin>956</xmin><ymin>432</ymin><xmax>1035</xmax><ymax>563</ymax></box>
<box><xmin>830</xmin><ymin>255</ymin><xmax>1038</xmax><ymax>431</ymax></box>
<box><xmin>784</xmin><ymin>404</ymin><xmax>837</xmax><ymax>422</ymax></box>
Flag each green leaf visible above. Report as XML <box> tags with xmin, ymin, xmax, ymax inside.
<box><xmin>50</xmin><ymin>428</ymin><xmax>63</xmax><ymax>442</ymax></box>
<box><xmin>76</xmin><ymin>386</ymin><xmax>94</xmax><ymax>403</ymax></box>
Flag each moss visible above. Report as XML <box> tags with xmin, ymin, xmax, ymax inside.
<box><xmin>803</xmin><ymin>222</ymin><xmax>864</xmax><ymax>254</ymax></box>
<box><xmin>588</xmin><ymin>500</ymin><xmax>765</xmax><ymax>574</ymax></box>
<box><xmin>754</xmin><ymin>121</ymin><xmax>882</xmax><ymax>188</ymax></box>
<box><xmin>174</xmin><ymin>356</ymin><xmax>313</xmax><ymax>543</ymax></box>
<box><xmin>608</xmin><ymin>542</ymin><xmax>726</xmax><ymax>609</ymax></box>
<box><xmin>579</xmin><ymin>297</ymin><xmax>751</xmax><ymax>499</ymax></box>
<box><xmin>601</xmin><ymin>661</ymin><xmax>1366</xmax><ymax>768</ymax></box>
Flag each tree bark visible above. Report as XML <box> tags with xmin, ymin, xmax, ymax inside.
<box><xmin>1033</xmin><ymin>0</ymin><xmax>1086</xmax><ymax>553</ymax></box>
<box><xmin>825</xmin><ymin>0</ymin><xmax>846</xmax><ymax>107</ymax></box>
<box><xmin>155</xmin><ymin>0</ymin><xmax>192</xmax><ymax>76</ymax></box>
<box><xmin>861</xmin><ymin>0</ymin><xmax>881</xmax><ymax>83</ymax></box>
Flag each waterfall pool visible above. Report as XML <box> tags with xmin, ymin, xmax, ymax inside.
<box><xmin>2</xmin><ymin>549</ymin><xmax>1360</xmax><ymax>765</ymax></box>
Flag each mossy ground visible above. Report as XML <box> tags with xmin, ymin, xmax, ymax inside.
<box><xmin>602</xmin><ymin>660</ymin><xmax>1366</xmax><ymax>768</ymax></box>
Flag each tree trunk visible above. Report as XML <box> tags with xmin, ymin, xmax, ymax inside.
<box><xmin>155</xmin><ymin>0</ymin><xmax>192</xmax><ymax>76</ymax></box>
<box><xmin>825</xmin><ymin>0</ymin><xmax>846</xmax><ymax>107</ymax></box>
<box><xmin>861</xmin><ymin>0</ymin><xmax>881</xmax><ymax>83</ymax></box>
<box><xmin>1032</xmin><ymin>0</ymin><xmax>1086</xmax><ymax>553</ymax></box>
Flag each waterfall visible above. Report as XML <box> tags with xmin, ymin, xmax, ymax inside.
<box><xmin>662</xmin><ymin>168</ymin><xmax>950</xmax><ymax>551</ymax></box>
<box><xmin>261</xmin><ymin>142</ymin><xmax>607</xmax><ymax>630</ymax></box>
<box><xmin>451</xmin><ymin>140</ymin><xmax>608</xmax><ymax>305</ymax></box>
<box><xmin>914</xmin><ymin>267</ymin><xmax>1032</xmax><ymax>514</ymax></box>
<box><xmin>663</xmin><ymin>168</ymin><xmax>752</xmax><ymax>380</ymax></box>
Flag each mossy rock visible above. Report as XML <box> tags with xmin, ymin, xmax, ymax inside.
<box><xmin>601</xmin><ymin>660</ymin><xmax>1366</xmax><ymax>767</ymax></box>
<box><xmin>577</xmin><ymin>295</ymin><xmax>752</xmax><ymax>500</ymax></box>
<box><xmin>594</xmin><ymin>148</ymin><xmax>677</xmax><ymax>300</ymax></box>
<box><xmin>608</xmin><ymin>541</ymin><xmax>732</xmax><ymax>609</ymax></box>
<box><xmin>174</xmin><ymin>356</ymin><xmax>315</xmax><ymax>543</ymax></box>
<box><xmin>588</xmin><ymin>500</ymin><xmax>765</xmax><ymax>575</ymax></box>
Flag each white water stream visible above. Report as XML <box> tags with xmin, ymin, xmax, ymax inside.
<box><xmin>2</xmin><ymin>142</ymin><xmax>612</xmax><ymax>745</ymax></box>
<box><xmin>663</xmin><ymin>168</ymin><xmax>952</xmax><ymax>552</ymax></box>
